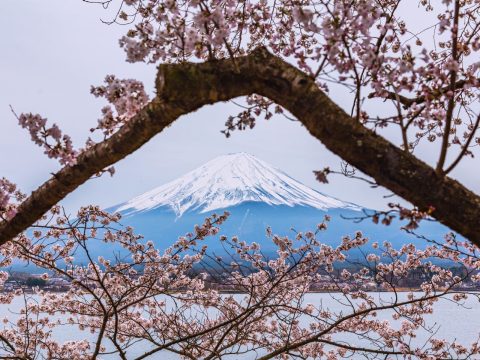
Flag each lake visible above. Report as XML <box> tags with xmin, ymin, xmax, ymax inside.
<box><xmin>1</xmin><ymin>292</ymin><xmax>479</xmax><ymax>359</ymax></box>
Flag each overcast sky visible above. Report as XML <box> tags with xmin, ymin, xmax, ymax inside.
<box><xmin>1</xmin><ymin>1</ymin><xmax>478</xmax><ymax>216</ymax></box>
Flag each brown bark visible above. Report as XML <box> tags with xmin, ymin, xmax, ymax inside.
<box><xmin>1</xmin><ymin>47</ymin><xmax>479</xmax><ymax>245</ymax></box>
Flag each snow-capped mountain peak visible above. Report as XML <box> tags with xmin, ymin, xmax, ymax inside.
<box><xmin>114</xmin><ymin>153</ymin><xmax>359</xmax><ymax>216</ymax></box>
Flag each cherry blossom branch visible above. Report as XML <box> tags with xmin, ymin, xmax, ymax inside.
<box><xmin>368</xmin><ymin>77</ymin><xmax>477</xmax><ymax>108</ymax></box>
<box><xmin>10</xmin><ymin>107</ymin><xmax>78</xmax><ymax>167</ymax></box>
<box><xmin>436</xmin><ymin>0</ymin><xmax>461</xmax><ymax>173</ymax></box>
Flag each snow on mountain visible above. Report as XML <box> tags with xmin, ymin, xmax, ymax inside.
<box><xmin>114</xmin><ymin>153</ymin><xmax>360</xmax><ymax>217</ymax></box>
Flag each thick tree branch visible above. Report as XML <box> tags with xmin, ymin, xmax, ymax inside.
<box><xmin>1</xmin><ymin>47</ymin><xmax>480</xmax><ymax>245</ymax></box>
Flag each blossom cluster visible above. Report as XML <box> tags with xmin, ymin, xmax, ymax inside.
<box><xmin>0</xmin><ymin>178</ymin><xmax>24</xmax><ymax>221</ymax></box>
<box><xmin>17</xmin><ymin>113</ymin><xmax>77</xmax><ymax>166</ymax></box>
<box><xmin>90</xmin><ymin>75</ymin><xmax>149</xmax><ymax>136</ymax></box>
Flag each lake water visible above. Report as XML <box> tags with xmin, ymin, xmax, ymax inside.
<box><xmin>1</xmin><ymin>292</ymin><xmax>479</xmax><ymax>359</ymax></box>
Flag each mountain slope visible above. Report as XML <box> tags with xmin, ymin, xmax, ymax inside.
<box><xmin>114</xmin><ymin>153</ymin><xmax>359</xmax><ymax>217</ymax></box>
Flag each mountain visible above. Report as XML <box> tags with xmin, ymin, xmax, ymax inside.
<box><xmin>103</xmin><ymin>153</ymin><xmax>450</xmax><ymax>259</ymax></box>
<box><xmin>115</xmin><ymin>152</ymin><xmax>359</xmax><ymax>217</ymax></box>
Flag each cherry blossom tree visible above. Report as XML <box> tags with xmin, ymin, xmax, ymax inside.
<box><xmin>2</xmin><ymin>0</ymin><xmax>480</xmax><ymax>358</ymax></box>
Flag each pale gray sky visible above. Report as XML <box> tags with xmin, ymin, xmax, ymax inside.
<box><xmin>1</xmin><ymin>0</ymin><xmax>478</xmax><ymax>215</ymax></box>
